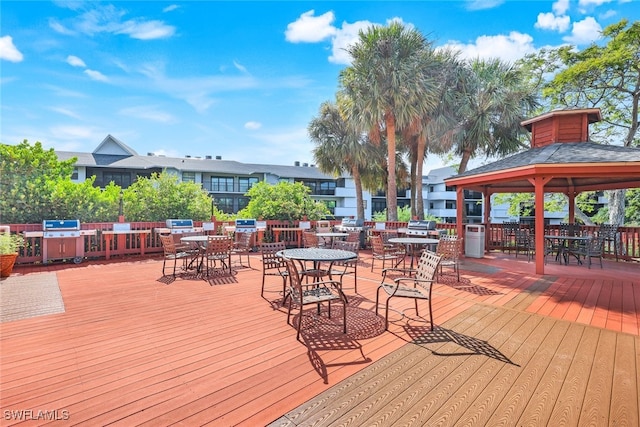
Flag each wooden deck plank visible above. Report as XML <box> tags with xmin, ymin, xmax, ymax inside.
<box><xmin>578</xmin><ymin>329</ymin><xmax>616</xmax><ymax>425</ymax></box>
<box><xmin>2</xmin><ymin>252</ymin><xmax>639</xmax><ymax>426</ymax></box>
<box><xmin>516</xmin><ymin>322</ymin><xmax>585</xmax><ymax>426</ymax></box>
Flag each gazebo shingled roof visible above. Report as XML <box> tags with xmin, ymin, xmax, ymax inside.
<box><xmin>445</xmin><ymin>108</ymin><xmax>640</xmax><ymax>274</ymax></box>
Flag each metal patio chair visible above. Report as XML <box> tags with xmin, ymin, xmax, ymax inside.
<box><xmin>376</xmin><ymin>250</ymin><xmax>442</xmax><ymax>331</ymax></box>
<box><xmin>283</xmin><ymin>256</ymin><xmax>348</xmax><ymax>341</ymax></box>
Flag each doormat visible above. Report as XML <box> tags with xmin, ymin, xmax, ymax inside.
<box><xmin>0</xmin><ymin>273</ymin><xmax>65</xmax><ymax>323</ymax></box>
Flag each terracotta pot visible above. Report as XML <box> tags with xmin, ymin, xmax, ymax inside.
<box><xmin>0</xmin><ymin>253</ymin><xmax>18</xmax><ymax>277</ymax></box>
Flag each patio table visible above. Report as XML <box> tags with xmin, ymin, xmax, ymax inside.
<box><xmin>544</xmin><ymin>235</ymin><xmax>590</xmax><ymax>265</ymax></box>
<box><xmin>180</xmin><ymin>235</ymin><xmax>230</xmax><ymax>272</ymax></box>
<box><xmin>315</xmin><ymin>232</ymin><xmax>349</xmax><ymax>248</ymax></box>
<box><xmin>388</xmin><ymin>237</ymin><xmax>440</xmax><ymax>269</ymax></box>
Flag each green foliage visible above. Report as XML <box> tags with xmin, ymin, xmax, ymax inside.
<box><xmin>0</xmin><ymin>232</ymin><xmax>24</xmax><ymax>254</ymax></box>
<box><xmin>493</xmin><ymin>193</ymin><xmax>565</xmax><ymax>218</ymax></box>
<box><xmin>625</xmin><ymin>189</ymin><xmax>640</xmax><ymax>226</ymax></box>
<box><xmin>0</xmin><ymin>140</ymin><xmax>77</xmax><ymax>223</ymax></box>
<box><xmin>372</xmin><ymin>206</ymin><xmax>441</xmax><ymax>223</ymax></box>
<box><xmin>50</xmin><ymin>178</ymin><xmax>121</xmax><ymax>222</ymax></box>
<box><xmin>124</xmin><ymin>172</ymin><xmax>212</xmax><ymax>221</ymax></box>
<box><xmin>238</xmin><ymin>181</ymin><xmax>330</xmax><ymax>221</ymax></box>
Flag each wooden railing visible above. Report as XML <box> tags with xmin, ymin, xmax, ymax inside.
<box><xmin>4</xmin><ymin>221</ymin><xmax>638</xmax><ymax>265</ymax></box>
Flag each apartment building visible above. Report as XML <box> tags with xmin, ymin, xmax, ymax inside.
<box><xmin>59</xmin><ymin>134</ymin><xmax>567</xmax><ymax>222</ymax></box>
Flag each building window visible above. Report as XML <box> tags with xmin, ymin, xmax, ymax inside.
<box><xmin>211</xmin><ymin>176</ymin><xmax>234</xmax><ymax>192</ymax></box>
<box><xmin>103</xmin><ymin>172</ymin><xmax>132</xmax><ymax>188</ymax></box>
<box><xmin>318</xmin><ymin>181</ymin><xmax>336</xmax><ymax>194</ymax></box>
<box><xmin>214</xmin><ymin>197</ymin><xmax>234</xmax><ymax>213</ymax></box>
<box><xmin>182</xmin><ymin>172</ymin><xmax>195</xmax><ymax>183</ymax></box>
<box><xmin>445</xmin><ymin>185</ymin><xmax>455</xmax><ymax>192</ymax></box>
<box><xmin>446</xmin><ymin>200</ymin><xmax>456</xmax><ymax>210</ymax></box>
<box><xmin>71</xmin><ymin>168</ymin><xmax>78</xmax><ymax>180</ymax></box>
<box><xmin>429</xmin><ymin>186</ymin><xmax>434</xmax><ymax>192</ymax></box>
<box><xmin>238</xmin><ymin>177</ymin><xmax>258</xmax><ymax>193</ymax></box>
<box><xmin>237</xmin><ymin>197</ymin><xmax>250</xmax><ymax>211</ymax></box>
<box><xmin>429</xmin><ymin>202</ymin><xmax>434</xmax><ymax>209</ymax></box>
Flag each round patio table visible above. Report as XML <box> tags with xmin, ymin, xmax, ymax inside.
<box><xmin>388</xmin><ymin>237</ymin><xmax>440</xmax><ymax>269</ymax></box>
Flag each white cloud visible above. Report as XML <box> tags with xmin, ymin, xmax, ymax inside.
<box><xmin>553</xmin><ymin>0</ymin><xmax>571</xmax><ymax>15</ymax></box>
<box><xmin>116</xmin><ymin>20</ymin><xmax>175</xmax><ymax>40</ymax></box>
<box><xmin>52</xmin><ymin>4</ymin><xmax>175</xmax><ymax>40</ymax></box>
<box><xmin>563</xmin><ymin>17</ymin><xmax>602</xmax><ymax>44</ymax></box>
<box><xmin>535</xmin><ymin>12</ymin><xmax>571</xmax><ymax>32</ymax></box>
<box><xmin>50</xmin><ymin>124</ymin><xmax>96</xmax><ymax>139</ymax></box>
<box><xmin>579</xmin><ymin>0</ymin><xmax>613</xmax><ymax>6</ymax></box>
<box><xmin>66</xmin><ymin>55</ymin><xmax>86</xmax><ymax>67</ymax></box>
<box><xmin>0</xmin><ymin>36</ymin><xmax>24</xmax><ymax>62</ymax></box>
<box><xmin>49</xmin><ymin>106</ymin><xmax>82</xmax><ymax>119</ymax></box>
<box><xmin>244</xmin><ymin>121</ymin><xmax>262</xmax><ymax>130</ymax></box>
<box><xmin>233</xmin><ymin>60</ymin><xmax>249</xmax><ymax>74</ymax></box>
<box><xmin>84</xmin><ymin>69</ymin><xmax>109</xmax><ymax>82</ymax></box>
<box><xmin>163</xmin><ymin>4</ymin><xmax>179</xmax><ymax>13</ymax></box>
<box><xmin>49</xmin><ymin>19</ymin><xmax>76</xmax><ymax>35</ymax></box>
<box><xmin>118</xmin><ymin>106</ymin><xmax>176</xmax><ymax>123</ymax></box>
<box><xmin>599</xmin><ymin>9</ymin><xmax>617</xmax><ymax>19</ymax></box>
<box><xmin>442</xmin><ymin>31</ymin><xmax>536</xmax><ymax>63</ymax></box>
<box><xmin>285</xmin><ymin>10</ymin><xmax>337</xmax><ymax>43</ymax></box>
<box><xmin>465</xmin><ymin>0</ymin><xmax>505</xmax><ymax>11</ymax></box>
<box><xmin>329</xmin><ymin>20</ymin><xmax>374</xmax><ymax>65</ymax></box>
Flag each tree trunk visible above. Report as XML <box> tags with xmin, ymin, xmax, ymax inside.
<box><xmin>352</xmin><ymin>166</ymin><xmax>365</xmax><ymax>220</ymax></box>
<box><xmin>415</xmin><ymin>134</ymin><xmax>427</xmax><ymax>220</ymax></box>
<box><xmin>458</xmin><ymin>148</ymin><xmax>473</xmax><ymax>223</ymax></box>
<box><xmin>608</xmin><ymin>189</ymin><xmax>626</xmax><ymax>225</ymax></box>
<box><xmin>385</xmin><ymin>113</ymin><xmax>398</xmax><ymax>221</ymax></box>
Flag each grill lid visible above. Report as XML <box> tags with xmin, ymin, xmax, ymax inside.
<box><xmin>341</xmin><ymin>218</ymin><xmax>364</xmax><ymax>228</ymax></box>
<box><xmin>43</xmin><ymin>219</ymin><xmax>80</xmax><ymax>231</ymax></box>
<box><xmin>166</xmin><ymin>219</ymin><xmax>194</xmax><ymax>228</ymax></box>
<box><xmin>407</xmin><ymin>220</ymin><xmax>436</xmax><ymax>230</ymax></box>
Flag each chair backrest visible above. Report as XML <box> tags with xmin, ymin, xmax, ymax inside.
<box><xmin>560</xmin><ymin>222</ymin><xmax>581</xmax><ymax>237</ymax></box>
<box><xmin>414</xmin><ymin>250</ymin><xmax>442</xmax><ymax>290</ymax></box>
<box><xmin>302</xmin><ymin>231</ymin><xmax>319</xmax><ymax>248</ymax></box>
<box><xmin>160</xmin><ymin>234</ymin><xmax>177</xmax><ymax>255</ymax></box>
<box><xmin>597</xmin><ymin>224</ymin><xmax>619</xmax><ymax>240</ymax></box>
<box><xmin>333</xmin><ymin>240</ymin><xmax>359</xmax><ymax>253</ymax></box>
<box><xmin>370</xmin><ymin>235</ymin><xmax>386</xmax><ymax>254</ymax></box>
<box><xmin>587</xmin><ymin>235</ymin><xmax>605</xmax><ymax>254</ymax></box>
<box><xmin>235</xmin><ymin>232</ymin><xmax>253</xmax><ymax>249</ymax></box>
<box><xmin>380</xmin><ymin>230</ymin><xmax>398</xmax><ymax>245</ymax></box>
<box><xmin>260</xmin><ymin>242</ymin><xmax>287</xmax><ymax>270</ymax></box>
<box><xmin>346</xmin><ymin>231</ymin><xmax>360</xmax><ymax>243</ymax></box>
<box><xmin>435</xmin><ymin>235</ymin><xmax>461</xmax><ymax>261</ymax></box>
<box><xmin>206</xmin><ymin>236</ymin><xmax>233</xmax><ymax>256</ymax></box>
<box><xmin>282</xmin><ymin>257</ymin><xmax>303</xmax><ymax>297</ymax></box>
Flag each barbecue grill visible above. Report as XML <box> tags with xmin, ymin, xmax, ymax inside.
<box><xmin>37</xmin><ymin>219</ymin><xmax>96</xmax><ymax>264</ymax></box>
<box><xmin>155</xmin><ymin>219</ymin><xmax>203</xmax><ymax>235</ymax></box>
<box><xmin>336</xmin><ymin>218</ymin><xmax>368</xmax><ymax>248</ymax></box>
<box><xmin>234</xmin><ymin>219</ymin><xmax>260</xmax><ymax>249</ymax></box>
<box><xmin>402</xmin><ymin>220</ymin><xmax>445</xmax><ymax>238</ymax></box>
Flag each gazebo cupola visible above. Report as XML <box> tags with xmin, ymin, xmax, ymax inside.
<box><xmin>521</xmin><ymin>108</ymin><xmax>602</xmax><ymax>148</ymax></box>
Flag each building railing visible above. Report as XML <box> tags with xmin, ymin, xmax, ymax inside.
<box><xmin>4</xmin><ymin>221</ymin><xmax>638</xmax><ymax>265</ymax></box>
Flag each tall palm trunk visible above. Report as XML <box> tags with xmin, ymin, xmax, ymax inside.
<box><xmin>415</xmin><ymin>133</ymin><xmax>427</xmax><ymax>219</ymax></box>
<box><xmin>385</xmin><ymin>113</ymin><xmax>398</xmax><ymax>221</ymax></box>
<box><xmin>351</xmin><ymin>166</ymin><xmax>365</xmax><ymax>220</ymax></box>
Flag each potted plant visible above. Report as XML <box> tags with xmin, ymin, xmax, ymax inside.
<box><xmin>0</xmin><ymin>232</ymin><xmax>24</xmax><ymax>277</ymax></box>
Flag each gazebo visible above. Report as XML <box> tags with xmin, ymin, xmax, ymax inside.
<box><xmin>445</xmin><ymin>108</ymin><xmax>640</xmax><ymax>274</ymax></box>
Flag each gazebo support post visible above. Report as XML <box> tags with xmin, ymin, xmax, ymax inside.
<box><xmin>532</xmin><ymin>176</ymin><xmax>551</xmax><ymax>274</ymax></box>
<box><xmin>456</xmin><ymin>187</ymin><xmax>464</xmax><ymax>243</ymax></box>
<box><xmin>483</xmin><ymin>189</ymin><xmax>491</xmax><ymax>254</ymax></box>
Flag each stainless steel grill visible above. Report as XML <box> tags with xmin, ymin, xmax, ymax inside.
<box><xmin>336</xmin><ymin>218</ymin><xmax>367</xmax><ymax>248</ymax></box>
<box><xmin>156</xmin><ymin>219</ymin><xmax>203</xmax><ymax>235</ymax></box>
<box><xmin>40</xmin><ymin>219</ymin><xmax>95</xmax><ymax>264</ymax></box>
<box><xmin>404</xmin><ymin>220</ymin><xmax>445</xmax><ymax>238</ymax></box>
<box><xmin>235</xmin><ymin>219</ymin><xmax>257</xmax><ymax>233</ymax></box>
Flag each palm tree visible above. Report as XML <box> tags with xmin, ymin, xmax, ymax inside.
<box><xmin>402</xmin><ymin>48</ymin><xmax>465</xmax><ymax>219</ymax></box>
<box><xmin>309</xmin><ymin>100</ymin><xmax>369</xmax><ymax>220</ymax></box>
<box><xmin>451</xmin><ymin>58</ymin><xmax>539</xmax><ymax>174</ymax></box>
<box><xmin>340</xmin><ymin>22</ymin><xmax>435</xmax><ymax>221</ymax></box>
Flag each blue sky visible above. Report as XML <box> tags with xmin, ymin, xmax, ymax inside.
<box><xmin>1</xmin><ymin>0</ymin><xmax>637</xmax><ymax>171</ymax></box>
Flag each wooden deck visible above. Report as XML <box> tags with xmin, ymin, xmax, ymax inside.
<box><xmin>1</xmin><ymin>251</ymin><xmax>638</xmax><ymax>426</ymax></box>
